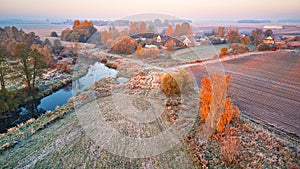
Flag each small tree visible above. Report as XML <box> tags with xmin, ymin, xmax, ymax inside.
<box><xmin>219</xmin><ymin>47</ymin><xmax>228</xmax><ymax>57</ymax></box>
<box><xmin>50</xmin><ymin>31</ymin><xmax>58</xmax><ymax>37</ymax></box>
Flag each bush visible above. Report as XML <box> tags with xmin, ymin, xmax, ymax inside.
<box><xmin>136</xmin><ymin>47</ymin><xmax>160</xmax><ymax>57</ymax></box>
<box><xmin>231</xmin><ymin>44</ymin><xmax>249</xmax><ymax>53</ymax></box>
<box><xmin>161</xmin><ymin>69</ymin><xmax>193</xmax><ymax>97</ymax></box>
<box><xmin>220</xmin><ymin>136</ymin><xmax>240</xmax><ymax>165</ymax></box>
<box><xmin>219</xmin><ymin>47</ymin><xmax>228</xmax><ymax>57</ymax></box>
<box><xmin>258</xmin><ymin>43</ymin><xmax>271</xmax><ymax>51</ymax></box>
<box><xmin>50</xmin><ymin>31</ymin><xmax>58</xmax><ymax>37</ymax></box>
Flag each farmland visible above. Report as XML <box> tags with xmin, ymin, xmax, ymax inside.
<box><xmin>189</xmin><ymin>51</ymin><xmax>300</xmax><ymax>138</ymax></box>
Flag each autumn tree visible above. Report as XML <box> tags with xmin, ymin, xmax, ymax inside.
<box><xmin>101</xmin><ymin>30</ymin><xmax>108</xmax><ymax>45</ymax></box>
<box><xmin>240</xmin><ymin>36</ymin><xmax>251</xmax><ymax>45</ymax></box>
<box><xmin>213</xmin><ymin>27</ymin><xmax>225</xmax><ymax>38</ymax></box>
<box><xmin>73</xmin><ymin>20</ymin><xmax>81</xmax><ymax>29</ymax></box>
<box><xmin>174</xmin><ymin>24</ymin><xmax>181</xmax><ymax>36</ymax></box>
<box><xmin>140</xmin><ymin>22</ymin><xmax>147</xmax><ymax>34</ymax></box>
<box><xmin>15</xmin><ymin>43</ymin><xmax>45</xmax><ymax>92</ymax></box>
<box><xmin>110</xmin><ymin>36</ymin><xmax>137</xmax><ymax>55</ymax></box>
<box><xmin>219</xmin><ymin>47</ymin><xmax>228</xmax><ymax>57</ymax></box>
<box><xmin>166</xmin><ymin>25</ymin><xmax>174</xmax><ymax>36</ymax></box>
<box><xmin>129</xmin><ymin>22</ymin><xmax>139</xmax><ymax>35</ymax></box>
<box><xmin>164</xmin><ymin>39</ymin><xmax>175</xmax><ymax>51</ymax></box>
<box><xmin>226</xmin><ymin>28</ymin><xmax>240</xmax><ymax>44</ymax></box>
<box><xmin>199</xmin><ymin>73</ymin><xmax>239</xmax><ymax>133</ymax></box>
<box><xmin>181</xmin><ymin>22</ymin><xmax>193</xmax><ymax>35</ymax></box>
<box><xmin>251</xmin><ymin>28</ymin><xmax>263</xmax><ymax>46</ymax></box>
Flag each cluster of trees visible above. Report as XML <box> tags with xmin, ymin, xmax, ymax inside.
<box><xmin>61</xmin><ymin>20</ymin><xmax>97</xmax><ymax>43</ymax></box>
<box><xmin>165</xmin><ymin>22</ymin><xmax>193</xmax><ymax>37</ymax></box>
<box><xmin>128</xmin><ymin>22</ymin><xmax>156</xmax><ymax>35</ymax></box>
<box><xmin>101</xmin><ymin>26</ymin><xmax>124</xmax><ymax>48</ymax></box>
<box><xmin>0</xmin><ymin>27</ymin><xmax>71</xmax><ymax>113</ymax></box>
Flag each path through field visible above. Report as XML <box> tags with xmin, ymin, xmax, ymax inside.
<box><xmin>189</xmin><ymin>52</ymin><xmax>300</xmax><ymax>138</ymax></box>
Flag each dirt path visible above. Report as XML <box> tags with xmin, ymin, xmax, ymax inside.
<box><xmin>189</xmin><ymin>51</ymin><xmax>300</xmax><ymax>138</ymax></box>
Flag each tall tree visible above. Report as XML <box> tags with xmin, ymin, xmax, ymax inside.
<box><xmin>174</xmin><ymin>24</ymin><xmax>181</xmax><ymax>36</ymax></box>
<box><xmin>226</xmin><ymin>28</ymin><xmax>240</xmax><ymax>44</ymax></box>
<box><xmin>15</xmin><ymin>43</ymin><xmax>45</xmax><ymax>92</ymax></box>
<box><xmin>140</xmin><ymin>22</ymin><xmax>147</xmax><ymax>34</ymax></box>
<box><xmin>251</xmin><ymin>28</ymin><xmax>263</xmax><ymax>46</ymax></box>
<box><xmin>15</xmin><ymin>43</ymin><xmax>32</xmax><ymax>91</ymax></box>
<box><xmin>166</xmin><ymin>25</ymin><xmax>174</xmax><ymax>36</ymax></box>
<box><xmin>29</xmin><ymin>49</ymin><xmax>46</xmax><ymax>90</ymax></box>
<box><xmin>0</xmin><ymin>49</ymin><xmax>10</xmax><ymax>90</ymax></box>
<box><xmin>129</xmin><ymin>22</ymin><xmax>139</xmax><ymax>35</ymax></box>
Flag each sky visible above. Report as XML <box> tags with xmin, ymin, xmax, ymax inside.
<box><xmin>0</xmin><ymin>0</ymin><xmax>299</xmax><ymax>20</ymax></box>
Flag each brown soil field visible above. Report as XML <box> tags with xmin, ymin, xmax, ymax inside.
<box><xmin>189</xmin><ymin>51</ymin><xmax>300</xmax><ymax>138</ymax></box>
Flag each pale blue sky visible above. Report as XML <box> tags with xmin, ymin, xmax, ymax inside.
<box><xmin>0</xmin><ymin>0</ymin><xmax>299</xmax><ymax>20</ymax></box>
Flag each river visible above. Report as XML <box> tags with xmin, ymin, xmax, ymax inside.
<box><xmin>0</xmin><ymin>62</ymin><xmax>128</xmax><ymax>133</ymax></box>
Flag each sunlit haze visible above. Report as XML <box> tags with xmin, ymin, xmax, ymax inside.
<box><xmin>0</xmin><ymin>0</ymin><xmax>299</xmax><ymax>20</ymax></box>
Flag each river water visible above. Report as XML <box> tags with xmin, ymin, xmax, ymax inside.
<box><xmin>0</xmin><ymin>62</ymin><xmax>127</xmax><ymax>133</ymax></box>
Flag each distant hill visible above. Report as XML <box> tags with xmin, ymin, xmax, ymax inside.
<box><xmin>237</xmin><ymin>19</ymin><xmax>271</xmax><ymax>23</ymax></box>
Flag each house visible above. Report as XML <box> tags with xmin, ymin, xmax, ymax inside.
<box><xmin>263</xmin><ymin>36</ymin><xmax>275</xmax><ymax>45</ymax></box>
<box><xmin>183</xmin><ymin>36</ymin><xmax>192</xmax><ymax>46</ymax></box>
<box><xmin>156</xmin><ymin>35</ymin><xmax>161</xmax><ymax>43</ymax></box>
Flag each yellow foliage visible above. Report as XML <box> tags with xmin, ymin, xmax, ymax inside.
<box><xmin>161</xmin><ymin>69</ymin><xmax>193</xmax><ymax>97</ymax></box>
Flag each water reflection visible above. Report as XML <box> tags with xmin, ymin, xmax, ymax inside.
<box><xmin>0</xmin><ymin>62</ymin><xmax>118</xmax><ymax>133</ymax></box>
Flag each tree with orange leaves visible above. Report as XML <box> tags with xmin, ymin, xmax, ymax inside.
<box><xmin>140</xmin><ymin>22</ymin><xmax>147</xmax><ymax>34</ymax></box>
<box><xmin>166</xmin><ymin>25</ymin><xmax>174</xmax><ymax>36</ymax></box>
<box><xmin>199</xmin><ymin>73</ymin><xmax>239</xmax><ymax>133</ymax></box>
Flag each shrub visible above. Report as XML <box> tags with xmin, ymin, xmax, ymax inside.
<box><xmin>136</xmin><ymin>47</ymin><xmax>160</xmax><ymax>58</ymax></box>
<box><xmin>258</xmin><ymin>43</ymin><xmax>271</xmax><ymax>51</ymax></box>
<box><xmin>220</xmin><ymin>136</ymin><xmax>240</xmax><ymax>165</ymax></box>
<box><xmin>231</xmin><ymin>43</ymin><xmax>249</xmax><ymax>53</ymax></box>
<box><xmin>199</xmin><ymin>72</ymin><xmax>239</xmax><ymax>132</ymax></box>
<box><xmin>219</xmin><ymin>47</ymin><xmax>228</xmax><ymax>57</ymax></box>
<box><xmin>161</xmin><ymin>73</ymin><xmax>180</xmax><ymax>97</ymax></box>
<box><xmin>50</xmin><ymin>31</ymin><xmax>58</xmax><ymax>37</ymax></box>
<box><xmin>161</xmin><ymin>69</ymin><xmax>193</xmax><ymax>97</ymax></box>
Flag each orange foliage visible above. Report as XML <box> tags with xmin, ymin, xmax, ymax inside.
<box><xmin>199</xmin><ymin>75</ymin><xmax>211</xmax><ymax>121</ymax></box>
<box><xmin>166</xmin><ymin>25</ymin><xmax>174</xmax><ymax>36</ymax></box>
<box><xmin>140</xmin><ymin>22</ymin><xmax>147</xmax><ymax>34</ymax></box>
<box><xmin>164</xmin><ymin>39</ymin><xmax>175</xmax><ymax>51</ymax></box>
<box><xmin>135</xmin><ymin>43</ymin><xmax>143</xmax><ymax>56</ymax></box>
<box><xmin>199</xmin><ymin>73</ymin><xmax>239</xmax><ymax>132</ymax></box>
<box><xmin>111</xmin><ymin>36</ymin><xmax>137</xmax><ymax>55</ymax></box>
<box><xmin>72</xmin><ymin>20</ymin><xmax>94</xmax><ymax>30</ymax></box>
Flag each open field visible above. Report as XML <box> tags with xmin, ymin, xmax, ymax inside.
<box><xmin>189</xmin><ymin>51</ymin><xmax>300</xmax><ymax>138</ymax></box>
